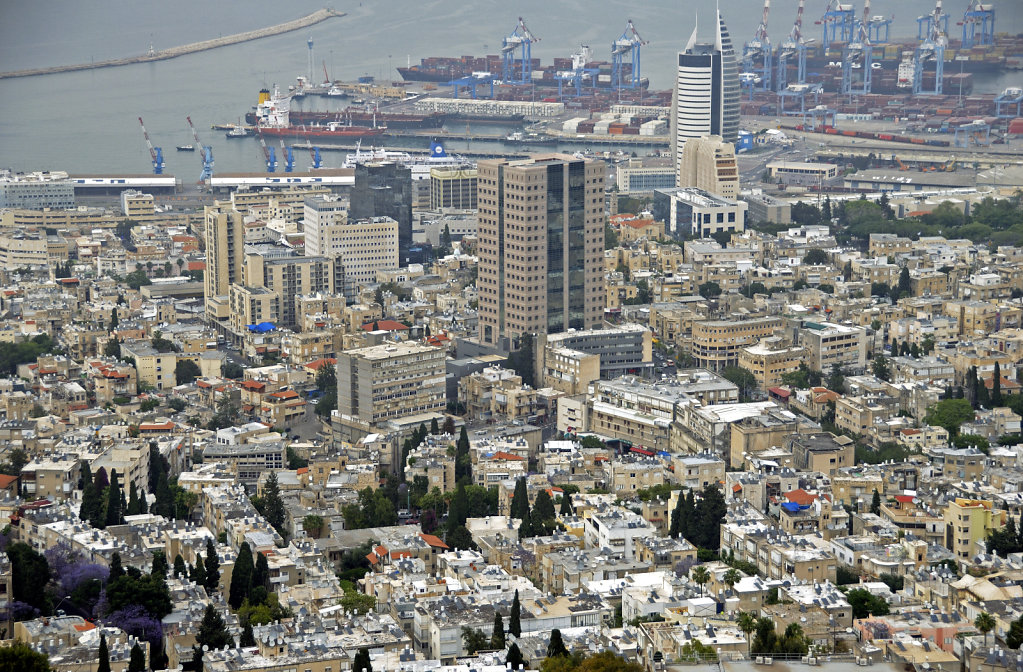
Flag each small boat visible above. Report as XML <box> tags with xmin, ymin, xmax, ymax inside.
<box><xmin>226</xmin><ymin>126</ymin><xmax>253</xmax><ymax>138</ymax></box>
<box><xmin>327</xmin><ymin>86</ymin><xmax>345</xmax><ymax>96</ymax></box>
<box><xmin>176</xmin><ymin>144</ymin><xmax>195</xmax><ymax>151</ymax></box>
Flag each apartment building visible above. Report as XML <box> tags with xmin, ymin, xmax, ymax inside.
<box><xmin>336</xmin><ymin>342</ymin><xmax>446</xmax><ymax>426</ymax></box>
<box><xmin>943</xmin><ymin>498</ymin><xmax>1004</xmax><ymax>562</ymax></box>
<box><xmin>738</xmin><ymin>337</ymin><xmax>806</xmax><ymax>389</ymax></box>
<box><xmin>795</xmin><ymin>320</ymin><xmax>869</xmax><ymax>372</ymax></box>
<box><xmin>691</xmin><ymin>316</ymin><xmax>782</xmax><ymax>371</ymax></box>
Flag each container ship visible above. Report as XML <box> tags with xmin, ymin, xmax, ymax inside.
<box><xmin>245</xmin><ymin>91</ymin><xmax>447</xmax><ymax>129</ymax></box>
<box><xmin>254</xmin><ymin>86</ymin><xmax>385</xmax><ymax>139</ymax></box>
<box><xmin>398</xmin><ymin>46</ymin><xmax>648</xmax><ymax>89</ymax></box>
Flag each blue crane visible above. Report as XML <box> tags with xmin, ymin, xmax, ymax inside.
<box><xmin>258</xmin><ymin>135</ymin><xmax>278</xmax><ymax>173</ymax></box>
<box><xmin>917</xmin><ymin>0</ymin><xmax>950</xmax><ymax>39</ymax></box>
<box><xmin>280</xmin><ymin>140</ymin><xmax>295</xmax><ymax>173</ymax></box>
<box><xmin>186</xmin><ymin>115</ymin><xmax>213</xmax><ymax>183</ymax></box>
<box><xmin>842</xmin><ymin>0</ymin><xmax>875</xmax><ymax>96</ymax></box>
<box><xmin>137</xmin><ymin>116</ymin><xmax>164</xmax><ymax>175</ymax></box>
<box><xmin>743</xmin><ymin>0</ymin><xmax>774</xmax><ymax>93</ymax></box>
<box><xmin>555</xmin><ymin>46</ymin><xmax>600</xmax><ymax>100</ymax></box>
<box><xmin>776</xmin><ymin>0</ymin><xmax>810</xmax><ymax>91</ymax></box>
<box><xmin>818</xmin><ymin>0</ymin><xmax>856</xmax><ymax>50</ymax></box>
<box><xmin>914</xmin><ymin>0</ymin><xmax>948</xmax><ymax>95</ymax></box>
<box><xmin>611</xmin><ymin>20</ymin><xmax>647</xmax><ymax>90</ymax></box>
<box><xmin>306</xmin><ymin>143</ymin><xmax>322</xmax><ymax>170</ymax></box>
<box><xmin>501</xmin><ymin>17</ymin><xmax>539</xmax><ymax>84</ymax></box>
<box><xmin>960</xmin><ymin>0</ymin><xmax>995</xmax><ymax>48</ymax></box>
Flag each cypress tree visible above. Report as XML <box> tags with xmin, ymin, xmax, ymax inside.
<box><xmin>151</xmin><ymin>550</ymin><xmax>168</xmax><ymax>577</ymax></box>
<box><xmin>430</xmin><ymin>417</ymin><xmax>439</xmax><ymax>435</ymax></box>
<box><xmin>509</xmin><ymin>589</ymin><xmax>521</xmax><ymax>637</ymax></box>
<box><xmin>127</xmin><ymin>482</ymin><xmax>141</xmax><ymax>516</ymax></box>
<box><xmin>491</xmin><ymin>612</ymin><xmax>505</xmax><ymax>650</ymax></box>
<box><xmin>109</xmin><ymin>552</ymin><xmax>124</xmax><ymax>581</ymax></box>
<box><xmin>871</xmin><ymin>489</ymin><xmax>881</xmax><ymax>516</ymax></box>
<box><xmin>240</xmin><ymin>621</ymin><xmax>256</xmax><ymax>648</ymax></box>
<box><xmin>507</xmin><ymin>643</ymin><xmax>525</xmax><ymax>670</ymax></box>
<box><xmin>993</xmin><ymin>362</ymin><xmax>1003</xmax><ymax>406</ymax></box>
<box><xmin>173</xmin><ymin>553</ymin><xmax>186</xmax><ymax>578</ymax></box>
<box><xmin>253</xmin><ymin>551</ymin><xmax>270</xmax><ymax>591</ymax></box>
<box><xmin>204</xmin><ymin>537</ymin><xmax>220</xmax><ymax>594</ymax></box>
<box><xmin>546</xmin><ymin>629</ymin><xmax>568</xmax><ymax>657</ymax></box>
<box><xmin>191</xmin><ymin>552</ymin><xmax>207</xmax><ymax>587</ymax></box>
<box><xmin>559</xmin><ymin>491</ymin><xmax>573</xmax><ymax>516</ymax></box>
<box><xmin>97</xmin><ymin>632</ymin><xmax>111</xmax><ymax>672</ymax></box>
<box><xmin>229</xmin><ymin>542</ymin><xmax>254</xmax><ymax>609</ymax></box>
<box><xmin>354</xmin><ymin>647</ymin><xmax>373</xmax><ymax>672</ymax></box>
<box><xmin>510</xmin><ymin>478</ymin><xmax>529</xmax><ymax>521</ymax></box>
<box><xmin>261</xmin><ymin>472</ymin><xmax>287</xmax><ymax>539</ymax></box>
<box><xmin>127</xmin><ymin>642</ymin><xmax>145</xmax><ymax>672</ymax></box>
<box><xmin>105</xmin><ymin>469</ymin><xmax>122</xmax><ymax>527</ymax></box>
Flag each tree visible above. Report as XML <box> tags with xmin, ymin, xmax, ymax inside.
<box><xmin>532</xmin><ymin>489</ymin><xmax>556</xmax><ymax>527</ymax></box>
<box><xmin>993</xmin><ymin>362</ymin><xmax>1004</xmax><ymax>407</ymax></box>
<box><xmin>151</xmin><ymin>550</ymin><xmax>168</xmax><ymax>578</ymax></box>
<box><xmin>511</xmin><ymin>478</ymin><xmax>530</xmax><ymax>521</ymax></box>
<box><xmin>803</xmin><ymin>248</ymin><xmax>830</xmax><ymax>266</ymax></box>
<box><xmin>261</xmin><ymin>472</ymin><xmax>287</xmax><ymax>540</ymax></box>
<box><xmin>97</xmin><ymin>632</ymin><xmax>111</xmax><ymax>672</ymax></box>
<box><xmin>204</xmin><ymin>538</ymin><xmax>220</xmax><ymax>594</ymax></box>
<box><xmin>924</xmin><ymin>398</ymin><xmax>975</xmax><ymax>437</ymax></box>
<box><xmin>303</xmin><ymin>514</ymin><xmax>324</xmax><ymax>538</ymax></box>
<box><xmin>7</xmin><ymin>542</ymin><xmax>51</xmax><ymax>614</ymax></box>
<box><xmin>846</xmin><ymin>588</ymin><xmax>890</xmax><ymax>619</ymax></box>
<box><xmin>872</xmin><ymin>355</ymin><xmax>891</xmax><ymax>382</ymax></box>
<box><xmin>253</xmin><ymin>552</ymin><xmax>270</xmax><ymax>592</ymax></box>
<box><xmin>605</xmin><ymin>223</ymin><xmax>619</xmax><ymax>250</ymax></box>
<box><xmin>105</xmin><ymin>468</ymin><xmax>123</xmax><ymax>527</ymax></box>
<box><xmin>698</xmin><ymin>281</ymin><xmax>722</xmax><ymax>298</ymax></box>
<box><xmin>737</xmin><ymin>611</ymin><xmax>757</xmax><ymax>657</ymax></box>
<box><xmin>128</xmin><ymin>642</ymin><xmax>145</xmax><ymax>672</ymax></box>
<box><xmin>462</xmin><ymin>627</ymin><xmax>490</xmax><ymax>655</ymax></box>
<box><xmin>976</xmin><ymin>612</ymin><xmax>996</xmax><ymax>648</ymax></box>
<box><xmin>126</xmin><ymin>482</ymin><xmax>142</xmax><ymax>517</ymax></box>
<box><xmin>1008</xmin><ymin>615</ymin><xmax>1023</xmax><ymax>650</ymax></box>
<box><xmin>560</xmin><ymin>491</ymin><xmax>573</xmax><ymax>516</ymax></box>
<box><xmin>510</xmin><ymin>589</ymin><xmax>521</xmax><ymax>637</ymax></box>
<box><xmin>491</xmin><ymin>612</ymin><xmax>506</xmax><ymax>650</ymax></box>
<box><xmin>190</xmin><ymin>553</ymin><xmax>207</xmax><ymax>587</ymax></box>
<box><xmin>691</xmin><ymin>565</ymin><xmax>710</xmax><ymax>596</ymax></box>
<box><xmin>446</xmin><ymin>524</ymin><xmax>475</xmax><ymax>551</ymax></box>
<box><xmin>0</xmin><ymin>641</ymin><xmax>50</xmax><ymax>672</ymax></box>
<box><xmin>125</xmin><ymin>269</ymin><xmax>152</xmax><ymax>290</ymax></box>
<box><xmin>173</xmin><ymin>553</ymin><xmax>186</xmax><ymax>578</ymax></box>
<box><xmin>229</xmin><ymin>542</ymin><xmax>254</xmax><ymax>609</ymax></box>
<box><xmin>897</xmin><ymin>266</ymin><xmax>912</xmax><ymax>297</ymax></box>
<box><xmin>507</xmin><ymin>643</ymin><xmax>526</xmax><ymax>670</ymax></box>
<box><xmin>354</xmin><ymin>647</ymin><xmax>373</xmax><ymax>672</ymax></box>
<box><xmin>722</xmin><ymin>366</ymin><xmax>757</xmax><ymax>402</ymax></box>
<box><xmin>547</xmin><ymin>629</ymin><xmax>569</xmax><ymax>658</ymax></box>
<box><xmin>174</xmin><ymin>359</ymin><xmax>201</xmax><ymax>385</ymax></box>
<box><xmin>871</xmin><ymin>489</ymin><xmax>881</xmax><ymax>516</ymax></box>
<box><xmin>722</xmin><ymin>568</ymin><xmax>740</xmax><ymax>594</ymax></box>
<box><xmin>196</xmin><ymin>604</ymin><xmax>232</xmax><ymax>652</ymax></box>
<box><xmin>240</xmin><ymin>621</ymin><xmax>256</xmax><ymax>648</ymax></box>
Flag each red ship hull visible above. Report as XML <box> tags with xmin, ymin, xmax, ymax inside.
<box><xmin>256</xmin><ymin>125</ymin><xmax>385</xmax><ymax>138</ymax></box>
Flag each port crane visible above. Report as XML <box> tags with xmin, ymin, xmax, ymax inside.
<box><xmin>501</xmin><ymin>17</ymin><xmax>540</xmax><ymax>84</ymax></box>
<box><xmin>842</xmin><ymin>0</ymin><xmax>875</xmax><ymax>96</ymax></box>
<box><xmin>959</xmin><ymin>0</ymin><xmax>995</xmax><ymax>49</ymax></box>
<box><xmin>917</xmin><ymin>0</ymin><xmax>950</xmax><ymax>39</ymax></box>
<box><xmin>137</xmin><ymin>116</ymin><xmax>164</xmax><ymax>175</ymax></box>
<box><xmin>611</xmin><ymin>20</ymin><xmax>647</xmax><ymax>89</ymax></box>
<box><xmin>303</xmin><ymin>142</ymin><xmax>322</xmax><ymax>170</ymax></box>
<box><xmin>818</xmin><ymin>0</ymin><xmax>855</xmax><ymax>50</ymax></box>
<box><xmin>258</xmin><ymin>135</ymin><xmax>278</xmax><ymax>173</ymax></box>
<box><xmin>279</xmin><ymin>140</ymin><xmax>294</xmax><ymax>173</ymax></box>
<box><xmin>555</xmin><ymin>46</ymin><xmax>600</xmax><ymax>100</ymax></box>
<box><xmin>186</xmin><ymin>116</ymin><xmax>214</xmax><ymax>183</ymax></box>
<box><xmin>913</xmin><ymin>0</ymin><xmax>948</xmax><ymax>94</ymax></box>
<box><xmin>775</xmin><ymin>0</ymin><xmax>811</xmax><ymax>91</ymax></box>
<box><xmin>742</xmin><ymin>0</ymin><xmax>774</xmax><ymax>93</ymax></box>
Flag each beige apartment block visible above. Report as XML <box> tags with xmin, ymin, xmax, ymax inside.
<box><xmin>691</xmin><ymin>316</ymin><xmax>782</xmax><ymax>371</ymax></box>
<box><xmin>336</xmin><ymin>341</ymin><xmax>446</xmax><ymax>426</ymax></box>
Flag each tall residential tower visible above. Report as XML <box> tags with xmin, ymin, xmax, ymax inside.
<box><xmin>674</xmin><ymin>10</ymin><xmax>741</xmax><ymax>184</ymax></box>
<box><xmin>477</xmin><ymin>154</ymin><xmax>604</xmax><ymax>350</ymax></box>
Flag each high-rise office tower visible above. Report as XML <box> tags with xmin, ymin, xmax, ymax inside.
<box><xmin>673</xmin><ymin>10</ymin><xmax>740</xmax><ymax>184</ymax></box>
<box><xmin>477</xmin><ymin>154</ymin><xmax>604</xmax><ymax>350</ymax></box>
<box><xmin>349</xmin><ymin>162</ymin><xmax>414</xmax><ymax>265</ymax></box>
<box><xmin>203</xmin><ymin>203</ymin><xmax>245</xmax><ymax>324</ymax></box>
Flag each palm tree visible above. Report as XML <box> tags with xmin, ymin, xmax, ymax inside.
<box><xmin>975</xmin><ymin>612</ymin><xmax>996</xmax><ymax>649</ymax></box>
<box><xmin>692</xmin><ymin>566</ymin><xmax>710</xmax><ymax>597</ymax></box>
<box><xmin>723</xmin><ymin>568</ymin><xmax>741</xmax><ymax>594</ymax></box>
<box><xmin>737</xmin><ymin>611</ymin><xmax>757</xmax><ymax>658</ymax></box>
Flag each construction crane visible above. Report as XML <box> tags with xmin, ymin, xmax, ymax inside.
<box><xmin>137</xmin><ymin>116</ymin><xmax>164</xmax><ymax>175</ymax></box>
<box><xmin>960</xmin><ymin>0</ymin><xmax>995</xmax><ymax>48</ymax></box>
<box><xmin>304</xmin><ymin>142</ymin><xmax>322</xmax><ymax>170</ymax></box>
<box><xmin>776</xmin><ymin>0</ymin><xmax>812</xmax><ymax>91</ymax></box>
<box><xmin>818</xmin><ymin>0</ymin><xmax>855</xmax><ymax>50</ymax></box>
<box><xmin>914</xmin><ymin>0</ymin><xmax>948</xmax><ymax>94</ymax></box>
<box><xmin>501</xmin><ymin>17</ymin><xmax>539</xmax><ymax>84</ymax></box>
<box><xmin>279</xmin><ymin>140</ymin><xmax>294</xmax><ymax>173</ymax></box>
<box><xmin>611</xmin><ymin>20</ymin><xmax>647</xmax><ymax>89</ymax></box>
<box><xmin>743</xmin><ymin>0</ymin><xmax>773</xmax><ymax>92</ymax></box>
<box><xmin>258</xmin><ymin>135</ymin><xmax>278</xmax><ymax>173</ymax></box>
<box><xmin>186</xmin><ymin>115</ymin><xmax>213</xmax><ymax>183</ymax></box>
<box><xmin>842</xmin><ymin>0</ymin><xmax>874</xmax><ymax>96</ymax></box>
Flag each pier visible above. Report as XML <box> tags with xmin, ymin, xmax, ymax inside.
<box><xmin>0</xmin><ymin>9</ymin><xmax>344</xmax><ymax>80</ymax></box>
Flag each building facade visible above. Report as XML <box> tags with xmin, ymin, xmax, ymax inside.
<box><xmin>336</xmin><ymin>342</ymin><xmax>446</xmax><ymax>426</ymax></box>
<box><xmin>678</xmin><ymin>135</ymin><xmax>739</xmax><ymax>199</ymax></box>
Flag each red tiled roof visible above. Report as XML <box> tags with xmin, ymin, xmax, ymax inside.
<box><xmin>268</xmin><ymin>389</ymin><xmax>299</xmax><ymax>400</ymax></box>
<box><xmin>187</xmin><ymin>261</ymin><xmax>206</xmax><ymax>271</ymax></box>
<box><xmin>304</xmin><ymin>358</ymin><xmax>336</xmax><ymax>370</ymax></box>
<box><xmin>768</xmin><ymin>387</ymin><xmax>791</xmax><ymax>398</ymax></box>
<box><xmin>732</xmin><ymin>484</ymin><xmax>743</xmax><ymax>492</ymax></box>
<box><xmin>241</xmin><ymin>380</ymin><xmax>266</xmax><ymax>391</ymax></box>
<box><xmin>894</xmin><ymin>494</ymin><xmax>915</xmax><ymax>504</ymax></box>
<box><xmin>73</xmin><ymin>622</ymin><xmax>97</xmax><ymax>632</ymax></box>
<box><xmin>361</xmin><ymin>320</ymin><xmax>409</xmax><ymax>332</ymax></box>
<box><xmin>140</xmin><ymin>421</ymin><xmax>174</xmax><ymax>431</ymax></box>
<box><xmin>419</xmin><ymin>533</ymin><xmax>449</xmax><ymax>549</ymax></box>
<box><xmin>785</xmin><ymin>488</ymin><xmax>819</xmax><ymax>507</ymax></box>
<box><xmin>490</xmin><ymin>451</ymin><xmax>525</xmax><ymax>461</ymax></box>
<box><xmin>0</xmin><ymin>475</ymin><xmax>18</xmax><ymax>489</ymax></box>
<box><xmin>366</xmin><ymin>552</ymin><xmax>379</xmax><ymax>564</ymax></box>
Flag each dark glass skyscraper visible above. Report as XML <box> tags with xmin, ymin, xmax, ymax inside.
<box><xmin>349</xmin><ymin>161</ymin><xmax>414</xmax><ymax>264</ymax></box>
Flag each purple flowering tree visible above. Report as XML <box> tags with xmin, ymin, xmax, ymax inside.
<box><xmin>106</xmin><ymin>604</ymin><xmax>164</xmax><ymax>654</ymax></box>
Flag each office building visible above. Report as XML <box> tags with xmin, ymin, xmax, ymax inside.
<box><xmin>477</xmin><ymin>154</ymin><xmax>605</xmax><ymax>349</ymax></box>
<box><xmin>203</xmin><ymin>204</ymin><xmax>245</xmax><ymax>324</ymax></box>
<box><xmin>673</xmin><ymin>11</ymin><xmax>740</xmax><ymax>179</ymax></box>
<box><xmin>336</xmin><ymin>342</ymin><xmax>446</xmax><ymax>426</ymax></box>
<box><xmin>794</xmin><ymin>320</ymin><xmax>869</xmax><ymax>372</ymax></box>
<box><xmin>691</xmin><ymin>317</ymin><xmax>783</xmax><ymax>371</ymax></box>
<box><xmin>430</xmin><ymin>167</ymin><xmax>478</xmax><ymax>210</ymax></box>
<box><xmin>349</xmin><ymin>162</ymin><xmax>414</xmax><ymax>265</ymax></box>
<box><xmin>653</xmin><ymin>187</ymin><xmax>747</xmax><ymax>239</ymax></box>
<box><xmin>678</xmin><ymin>135</ymin><xmax>739</xmax><ymax>199</ymax></box>
<box><xmin>301</xmin><ymin>195</ymin><xmax>347</xmax><ymax>257</ymax></box>
<box><xmin>0</xmin><ymin>170</ymin><xmax>75</xmax><ymax>209</ymax></box>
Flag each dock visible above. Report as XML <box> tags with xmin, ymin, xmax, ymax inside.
<box><xmin>0</xmin><ymin>9</ymin><xmax>344</xmax><ymax>80</ymax></box>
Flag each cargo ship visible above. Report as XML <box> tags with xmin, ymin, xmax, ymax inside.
<box><xmin>244</xmin><ymin>92</ymin><xmax>447</xmax><ymax>129</ymax></box>
<box><xmin>398</xmin><ymin>45</ymin><xmax>649</xmax><ymax>89</ymax></box>
<box><xmin>254</xmin><ymin>86</ymin><xmax>385</xmax><ymax>139</ymax></box>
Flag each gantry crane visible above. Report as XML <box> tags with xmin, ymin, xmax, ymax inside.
<box><xmin>960</xmin><ymin>0</ymin><xmax>995</xmax><ymax>48</ymax></box>
<box><xmin>611</xmin><ymin>20</ymin><xmax>647</xmax><ymax>90</ymax></box>
<box><xmin>501</xmin><ymin>17</ymin><xmax>539</xmax><ymax>84</ymax></box>
<box><xmin>137</xmin><ymin>116</ymin><xmax>164</xmax><ymax>175</ymax></box>
<box><xmin>743</xmin><ymin>0</ymin><xmax>773</xmax><ymax>93</ymax></box>
<box><xmin>279</xmin><ymin>140</ymin><xmax>294</xmax><ymax>173</ymax></box>
<box><xmin>818</xmin><ymin>0</ymin><xmax>855</xmax><ymax>50</ymax></box>
<box><xmin>842</xmin><ymin>0</ymin><xmax>875</xmax><ymax>96</ymax></box>
<box><xmin>776</xmin><ymin>0</ymin><xmax>811</xmax><ymax>91</ymax></box>
<box><xmin>914</xmin><ymin>0</ymin><xmax>948</xmax><ymax>94</ymax></box>
<box><xmin>186</xmin><ymin>116</ymin><xmax>213</xmax><ymax>183</ymax></box>
<box><xmin>305</xmin><ymin>142</ymin><xmax>322</xmax><ymax>170</ymax></box>
<box><xmin>917</xmin><ymin>0</ymin><xmax>950</xmax><ymax>39</ymax></box>
<box><xmin>258</xmin><ymin>135</ymin><xmax>278</xmax><ymax>173</ymax></box>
